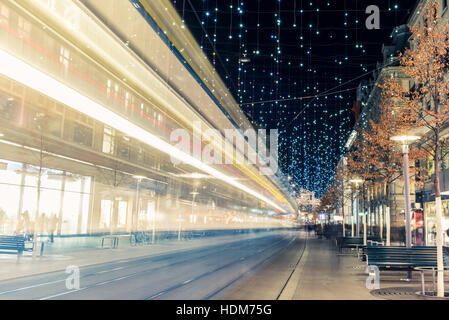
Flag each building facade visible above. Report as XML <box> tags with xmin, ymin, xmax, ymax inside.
<box><xmin>0</xmin><ymin>0</ymin><xmax>297</xmax><ymax>237</ymax></box>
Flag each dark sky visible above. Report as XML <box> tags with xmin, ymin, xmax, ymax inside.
<box><xmin>171</xmin><ymin>0</ymin><xmax>417</xmax><ymax>197</ymax></box>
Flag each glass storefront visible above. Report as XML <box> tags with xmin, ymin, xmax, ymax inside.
<box><xmin>0</xmin><ymin>159</ymin><xmax>91</xmax><ymax>235</ymax></box>
<box><xmin>424</xmin><ymin>201</ymin><xmax>449</xmax><ymax>246</ymax></box>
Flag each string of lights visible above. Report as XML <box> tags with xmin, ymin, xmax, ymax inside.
<box><xmin>172</xmin><ymin>0</ymin><xmax>412</xmax><ymax>198</ymax></box>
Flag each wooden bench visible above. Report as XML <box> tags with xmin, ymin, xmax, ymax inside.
<box><xmin>336</xmin><ymin>236</ymin><xmax>363</xmax><ymax>253</ymax></box>
<box><xmin>0</xmin><ymin>235</ymin><xmax>25</xmax><ymax>255</ymax></box>
<box><xmin>101</xmin><ymin>234</ymin><xmax>131</xmax><ymax>248</ymax></box>
<box><xmin>359</xmin><ymin>240</ymin><xmax>384</xmax><ymax>261</ymax></box>
<box><xmin>366</xmin><ymin>246</ymin><xmax>448</xmax><ymax>271</ymax></box>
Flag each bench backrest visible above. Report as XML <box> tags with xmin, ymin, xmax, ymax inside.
<box><xmin>0</xmin><ymin>235</ymin><xmax>25</xmax><ymax>250</ymax></box>
<box><xmin>367</xmin><ymin>246</ymin><xmax>440</xmax><ymax>267</ymax></box>
<box><xmin>342</xmin><ymin>237</ymin><xmax>363</xmax><ymax>245</ymax></box>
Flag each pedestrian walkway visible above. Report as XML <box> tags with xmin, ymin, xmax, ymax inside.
<box><xmin>219</xmin><ymin>232</ymin><xmax>449</xmax><ymax>300</ymax></box>
<box><xmin>218</xmin><ymin>232</ymin><xmax>380</xmax><ymax>300</ymax></box>
<box><xmin>286</xmin><ymin>235</ymin><xmax>449</xmax><ymax>300</ymax></box>
<box><xmin>287</xmin><ymin>236</ymin><xmax>380</xmax><ymax>299</ymax></box>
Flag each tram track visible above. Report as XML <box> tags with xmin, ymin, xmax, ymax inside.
<box><xmin>144</xmin><ymin>236</ymin><xmax>294</xmax><ymax>300</ymax></box>
<box><xmin>0</xmin><ymin>231</ymin><xmax>299</xmax><ymax>300</ymax></box>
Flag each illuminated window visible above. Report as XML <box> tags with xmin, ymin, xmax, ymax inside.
<box><xmin>100</xmin><ymin>200</ymin><xmax>112</xmax><ymax>229</ymax></box>
<box><xmin>117</xmin><ymin>201</ymin><xmax>128</xmax><ymax>228</ymax></box>
<box><xmin>0</xmin><ymin>5</ymin><xmax>9</xmax><ymax>24</ymax></box>
<box><xmin>73</xmin><ymin>123</ymin><xmax>92</xmax><ymax>147</ymax></box>
<box><xmin>107</xmin><ymin>80</ymin><xmax>111</xmax><ymax>98</ymax></box>
<box><xmin>17</xmin><ymin>16</ymin><xmax>31</xmax><ymax>38</ymax></box>
<box><xmin>102</xmin><ymin>125</ymin><xmax>115</xmax><ymax>154</ymax></box>
<box><xmin>59</xmin><ymin>46</ymin><xmax>70</xmax><ymax>72</ymax></box>
<box><xmin>117</xmin><ymin>135</ymin><xmax>130</xmax><ymax>160</ymax></box>
<box><xmin>0</xmin><ymin>95</ymin><xmax>18</xmax><ymax>121</ymax></box>
<box><xmin>136</xmin><ymin>144</ymin><xmax>144</xmax><ymax>162</ymax></box>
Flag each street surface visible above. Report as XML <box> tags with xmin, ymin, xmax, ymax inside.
<box><xmin>0</xmin><ymin>230</ymin><xmax>301</xmax><ymax>300</ymax></box>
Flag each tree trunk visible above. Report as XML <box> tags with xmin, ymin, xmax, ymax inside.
<box><xmin>351</xmin><ymin>192</ymin><xmax>354</xmax><ymax>237</ymax></box>
<box><xmin>386</xmin><ymin>181</ymin><xmax>391</xmax><ymax>246</ymax></box>
<box><xmin>380</xmin><ymin>202</ymin><xmax>384</xmax><ymax>241</ymax></box>
<box><xmin>342</xmin><ymin>188</ymin><xmax>345</xmax><ymax>237</ymax></box>
<box><xmin>363</xmin><ymin>183</ymin><xmax>367</xmax><ymax>246</ymax></box>
<box><xmin>434</xmin><ymin>138</ymin><xmax>445</xmax><ymax>297</ymax></box>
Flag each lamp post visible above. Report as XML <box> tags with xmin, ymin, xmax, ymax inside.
<box><xmin>32</xmin><ymin>112</ymin><xmax>46</xmax><ymax>259</ymax></box>
<box><xmin>350</xmin><ymin>179</ymin><xmax>364</xmax><ymax>241</ymax></box>
<box><xmin>391</xmin><ymin>135</ymin><xmax>420</xmax><ymax>248</ymax></box>
<box><xmin>132</xmin><ymin>175</ymin><xmax>146</xmax><ymax>233</ymax></box>
<box><xmin>190</xmin><ymin>190</ymin><xmax>199</xmax><ymax>230</ymax></box>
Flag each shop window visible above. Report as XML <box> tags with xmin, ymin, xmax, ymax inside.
<box><xmin>117</xmin><ymin>201</ymin><xmax>128</xmax><ymax>228</ymax></box>
<box><xmin>136</xmin><ymin>145</ymin><xmax>144</xmax><ymax>163</ymax></box>
<box><xmin>100</xmin><ymin>200</ymin><xmax>112</xmax><ymax>229</ymax></box>
<box><xmin>17</xmin><ymin>16</ymin><xmax>31</xmax><ymax>38</ymax></box>
<box><xmin>107</xmin><ymin>80</ymin><xmax>111</xmax><ymax>98</ymax></box>
<box><xmin>117</xmin><ymin>137</ymin><xmax>130</xmax><ymax>160</ymax></box>
<box><xmin>73</xmin><ymin>123</ymin><xmax>92</xmax><ymax>147</ymax></box>
<box><xmin>125</xmin><ymin>92</ymin><xmax>129</xmax><ymax>111</ymax></box>
<box><xmin>0</xmin><ymin>4</ymin><xmax>9</xmax><ymax>25</ymax></box>
<box><xmin>102</xmin><ymin>125</ymin><xmax>115</xmax><ymax>154</ymax></box>
<box><xmin>45</xmin><ymin>0</ymin><xmax>56</xmax><ymax>10</ymax></box>
<box><xmin>0</xmin><ymin>96</ymin><xmax>18</xmax><ymax>121</ymax></box>
<box><xmin>45</xmin><ymin>113</ymin><xmax>62</xmax><ymax>137</ymax></box>
<box><xmin>59</xmin><ymin>46</ymin><xmax>70</xmax><ymax>77</ymax></box>
<box><xmin>73</xmin><ymin>111</ymin><xmax>93</xmax><ymax>127</ymax></box>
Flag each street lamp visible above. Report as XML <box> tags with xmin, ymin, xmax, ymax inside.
<box><xmin>391</xmin><ymin>135</ymin><xmax>420</xmax><ymax>248</ymax></box>
<box><xmin>350</xmin><ymin>179</ymin><xmax>364</xmax><ymax>242</ymax></box>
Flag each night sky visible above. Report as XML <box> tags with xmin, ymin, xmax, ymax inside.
<box><xmin>171</xmin><ymin>0</ymin><xmax>417</xmax><ymax>197</ymax></box>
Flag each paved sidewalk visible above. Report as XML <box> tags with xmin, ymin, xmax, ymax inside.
<box><xmin>286</xmin><ymin>235</ymin><xmax>449</xmax><ymax>300</ymax></box>
<box><xmin>217</xmin><ymin>232</ymin><xmax>380</xmax><ymax>300</ymax></box>
<box><xmin>220</xmin><ymin>233</ymin><xmax>449</xmax><ymax>300</ymax></box>
<box><xmin>0</xmin><ymin>231</ymin><xmax>278</xmax><ymax>281</ymax></box>
<box><xmin>287</xmin><ymin>236</ymin><xmax>380</xmax><ymax>299</ymax></box>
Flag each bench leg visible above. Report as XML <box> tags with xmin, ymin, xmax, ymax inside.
<box><xmin>432</xmin><ymin>269</ymin><xmax>436</xmax><ymax>293</ymax></box>
<box><xmin>421</xmin><ymin>271</ymin><xmax>425</xmax><ymax>295</ymax></box>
